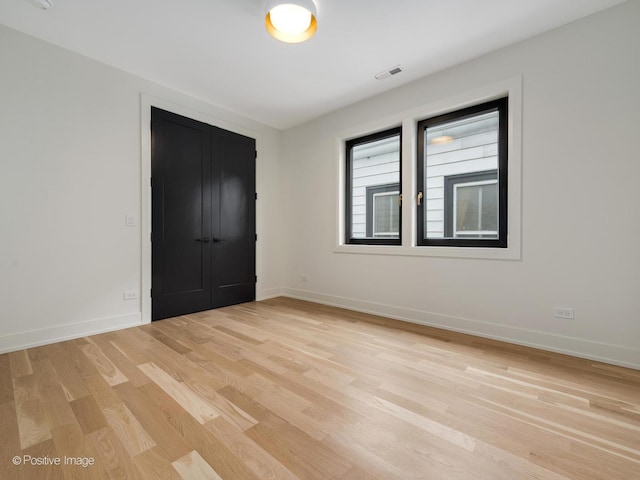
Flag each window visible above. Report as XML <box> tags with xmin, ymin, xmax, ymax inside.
<box><xmin>417</xmin><ymin>98</ymin><xmax>507</xmax><ymax>247</ymax></box>
<box><xmin>366</xmin><ymin>184</ymin><xmax>400</xmax><ymax>238</ymax></box>
<box><xmin>336</xmin><ymin>79</ymin><xmax>520</xmax><ymax>259</ymax></box>
<box><xmin>346</xmin><ymin>127</ymin><xmax>401</xmax><ymax>245</ymax></box>
<box><xmin>445</xmin><ymin>171</ymin><xmax>497</xmax><ymax>238</ymax></box>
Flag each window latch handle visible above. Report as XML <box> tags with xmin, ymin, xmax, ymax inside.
<box><xmin>417</xmin><ymin>191</ymin><xmax>423</xmax><ymax>206</ymax></box>
<box><xmin>398</xmin><ymin>194</ymin><xmax>403</xmax><ymax>207</ymax></box>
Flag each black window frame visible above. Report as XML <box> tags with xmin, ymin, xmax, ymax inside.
<box><xmin>346</xmin><ymin>127</ymin><xmax>402</xmax><ymax>245</ymax></box>
<box><xmin>417</xmin><ymin>98</ymin><xmax>508</xmax><ymax>248</ymax></box>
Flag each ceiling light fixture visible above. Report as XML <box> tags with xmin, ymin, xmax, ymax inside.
<box><xmin>265</xmin><ymin>0</ymin><xmax>318</xmax><ymax>44</ymax></box>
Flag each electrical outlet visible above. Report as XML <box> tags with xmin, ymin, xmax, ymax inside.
<box><xmin>123</xmin><ymin>290</ymin><xmax>139</xmax><ymax>300</ymax></box>
<box><xmin>553</xmin><ymin>307</ymin><xmax>574</xmax><ymax>319</ymax></box>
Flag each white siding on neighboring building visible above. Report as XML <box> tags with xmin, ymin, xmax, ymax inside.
<box><xmin>351</xmin><ymin>136</ymin><xmax>400</xmax><ymax>238</ymax></box>
<box><xmin>423</xmin><ymin>112</ymin><xmax>498</xmax><ymax>237</ymax></box>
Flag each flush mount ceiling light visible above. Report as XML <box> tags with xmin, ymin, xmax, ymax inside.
<box><xmin>265</xmin><ymin>0</ymin><xmax>318</xmax><ymax>44</ymax></box>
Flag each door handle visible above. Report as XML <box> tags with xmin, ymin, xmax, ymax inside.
<box><xmin>195</xmin><ymin>237</ymin><xmax>210</xmax><ymax>243</ymax></box>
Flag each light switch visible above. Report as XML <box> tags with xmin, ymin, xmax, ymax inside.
<box><xmin>125</xmin><ymin>214</ymin><xmax>136</xmax><ymax>227</ymax></box>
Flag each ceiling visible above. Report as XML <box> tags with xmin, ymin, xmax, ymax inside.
<box><xmin>0</xmin><ymin>0</ymin><xmax>627</xmax><ymax>130</ymax></box>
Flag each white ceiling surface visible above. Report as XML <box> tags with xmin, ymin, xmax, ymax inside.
<box><xmin>0</xmin><ymin>0</ymin><xmax>628</xmax><ymax>129</ymax></box>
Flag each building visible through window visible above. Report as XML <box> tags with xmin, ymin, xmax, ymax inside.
<box><xmin>366</xmin><ymin>184</ymin><xmax>400</xmax><ymax>238</ymax></box>
<box><xmin>445</xmin><ymin>170</ymin><xmax>498</xmax><ymax>238</ymax></box>
<box><xmin>346</xmin><ymin>128</ymin><xmax>401</xmax><ymax>245</ymax></box>
<box><xmin>417</xmin><ymin>98</ymin><xmax>507</xmax><ymax>247</ymax></box>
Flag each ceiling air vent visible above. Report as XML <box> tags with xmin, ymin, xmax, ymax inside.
<box><xmin>375</xmin><ymin>65</ymin><xmax>403</xmax><ymax>81</ymax></box>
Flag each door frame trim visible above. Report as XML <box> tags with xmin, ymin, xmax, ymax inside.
<box><xmin>140</xmin><ymin>94</ymin><xmax>260</xmax><ymax>324</ymax></box>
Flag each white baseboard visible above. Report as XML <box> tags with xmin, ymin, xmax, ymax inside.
<box><xmin>281</xmin><ymin>288</ymin><xmax>640</xmax><ymax>370</ymax></box>
<box><xmin>0</xmin><ymin>313</ymin><xmax>143</xmax><ymax>354</ymax></box>
<box><xmin>4</xmin><ymin>292</ymin><xmax>637</xmax><ymax>371</ymax></box>
<box><xmin>0</xmin><ymin>287</ymin><xmax>283</xmax><ymax>354</ymax></box>
<box><xmin>257</xmin><ymin>287</ymin><xmax>284</xmax><ymax>301</ymax></box>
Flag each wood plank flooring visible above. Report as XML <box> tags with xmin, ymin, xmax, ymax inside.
<box><xmin>1</xmin><ymin>297</ymin><xmax>638</xmax><ymax>479</ymax></box>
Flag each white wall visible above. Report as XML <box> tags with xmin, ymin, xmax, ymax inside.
<box><xmin>280</xmin><ymin>1</ymin><xmax>640</xmax><ymax>368</ymax></box>
<box><xmin>0</xmin><ymin>25</ymin><xmax>284</xmax><ymax>352</ymax></box>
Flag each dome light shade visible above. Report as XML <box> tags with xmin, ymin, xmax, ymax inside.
<box><xmin>265</xmin><ymin>0</ymin><xmax>318</xmax><ymax>44</ymax></box>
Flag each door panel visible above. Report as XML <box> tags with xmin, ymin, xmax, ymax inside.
<box><xmin>151</xmin><ymin>107</ymin><xmax>255</xmax><ymax>320</ymax></box>
<box><xmin>212</xmin><ymin>128</ymin><xmax>256</xmax><ymax>308</ymax></box>
<box><xmin>162</xmin><ymin>120</ymin><xmax>211</xmax><ymax>293</ymax></box>
<box><xmin>152</xmin><ymin>108</ymin><xmax>213</xmax><ymax>320</ymax></box>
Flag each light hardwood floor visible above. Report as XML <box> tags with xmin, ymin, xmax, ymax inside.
<box><xmin>1</xmin><ymin>297</ymin><xmax>639</xmax><ymax>479</ymax></box>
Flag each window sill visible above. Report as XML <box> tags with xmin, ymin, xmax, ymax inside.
<box><xmin>334</xmin><ymin>243</ymin><xmax>521</xmax><ymax>261</ymax></box>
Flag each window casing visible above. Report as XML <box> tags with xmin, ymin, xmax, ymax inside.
<box><xmin>346</xmin><ymin>127</ymin><xmax>402</xmax><ymax>245</ymax></box>
<box><xmin>417</xmin><ymin>98</ymin><xmax>508</xmax><ymax>248</ymax></box>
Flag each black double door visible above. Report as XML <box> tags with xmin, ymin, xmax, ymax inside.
<box><xmin>151</xmin><ymin>107</ymin><xmax>256</xmax><ymax>321</ymax></box>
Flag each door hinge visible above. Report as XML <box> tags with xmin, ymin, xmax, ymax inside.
<box><xmin>255</xmin><ymin>192</ymin><xmax>258</xmax><ymax>200</ymax></box>
<box><xmin>255</xmin><ymin>234</ymin><xmax>258</xmax><ymax>241</ymax></box>
<box><xmin>255</xmin><ymin>275</ymin><xmax>257</xmax><ymax>283</ymax></box>
<box><xmin>150</xmin><ymin>288</ymin><xmax>152</xmax><ymax>298</ymax></box>
<box><xmin>255</xmin><ymin>150</ymin><xmax>257</xmax><ymax>159</ymax></box>
<box><xmin>150</xmin><ymin>232</ymin><xmax>153</xmax><ymax>242</ymax></box>
<box><xmin>150</xmin><ymin>177</ymin><xmax>153</xmax><ymax>187</ymax></box>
